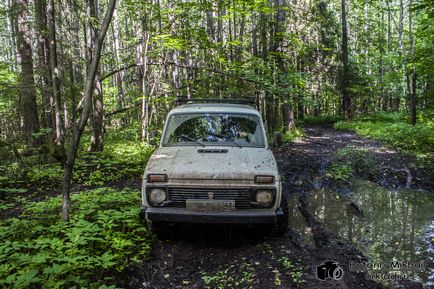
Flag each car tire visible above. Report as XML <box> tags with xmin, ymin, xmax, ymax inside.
<box><xmin>272</xmin><ymin>194</ymin><xmax>289</xmax><ymax>236</ymax></box>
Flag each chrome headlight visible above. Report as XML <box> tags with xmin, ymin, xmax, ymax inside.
<box><xmin>149</xmin><ymin>188</ymin><xmax>166</xmax><ymax>205</ymax></box>
<box><xmin>256</xmin><ymin>190</ymin><xmax>273</xmax><ymax>205</ymax></box>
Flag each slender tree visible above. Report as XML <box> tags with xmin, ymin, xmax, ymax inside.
<box><xmin>62</xmin><ymin>0</ymin><xmax>117</xmax><ymax>221</ymax></box>
<box><xmin>47</xmin><ymin>0</ymin><xmax>66</xmax><ymax>163</ymax></box>
<box><xmin>341</xmin><ymin>0</ymin><xmax>351</xmax><ymax>119</ymax></box>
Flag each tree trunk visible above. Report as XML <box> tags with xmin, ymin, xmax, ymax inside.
<box><xmin>16</xmin><ymin>0</ymin><xmax>41</xmax><ymax>147</ymax></box>
<box><xmin>112</xmin><ymin>7</ymin><xmax>125</xmax><ymax>126</ymax></box>
<box><xmin>410</xmin><ymin>68</ymin><xmax>417</xmax><ymax>125</ymax></box>
<box><xmin>87</xmin><ymin>0</ymin><xmax>104</xmax><ymax>152</ymax></box>
<box><xmin>341</xmin><ymin>0</ymin><xmax>351</xmax><ymax>119</ymax></box>
<box><xmin>62</xmin><ymin>0</ymin><xmax>117</xmax><ymax>221</ymax></box>
<box><xmin>90</xmin><ymin>75</ymin><xmax>104</xmax><ymax>151</ymax></box>
<box><xmin>47</xmin><ymin>0</ymin><xmax>66</xmax><ymax>163</ymax></box>
<box><xmin>408</xmin><ymin>0</ymin><xmax>417</xmax><ymax>125</ymax></box>
<box><xmin>168</xmin><ymin>0</ymin><xmax>180</xmax><ymax>95</ymax></box>
<box><xmin>283</xmin><ymin>103</ymin><xmax>294</xmax><ymax>131</ymax></box>
<box><xmin>34</xmin><ymin>0</ymin><xmax>54</xmax><ymax>130</ymax></box>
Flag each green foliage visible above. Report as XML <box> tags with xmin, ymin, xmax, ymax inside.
<box><xmin>74</xmin><ymin>129</ymin><xmax>155</xmax><ymax>186</ymax></box>
<box><xmin>201</xmin><ymin>261</ymin><xmax>256</xmax><ymax>289</ymax></box>
<box><xmin>327</xmin><ymin>163</ymin><xmax>354</xmax><ymax>183</ymax></box>
<box><xmin>278</xmin><ymin>256</ymin><xmax>304</xmax><ymax>287</ymax></box>
<box><xmin>0</xmin><ymin>187</ymin><xmax>152</xmax><ymax>288</ymax></box>
<box><xmin>283</xmin><ymin>127</ymin><xmax>305</xmax><ymax>143</ymax></box>
<box><xmin>27</xmin><ymin>165</ymin><xmax>63</xmax><ymax>187</ymax></box>
<box><xmin>0</xmin><ymin>127</ymin><xmax>155</xmax><ymax>191</ymax></box>
<box><xmin>327</xmin><ymin>145</ymin><xmax>377</xmax><ymax>183</ymax></box>
<box><xmin>335</xmin><ymin>113</ymin><xmax>434</xmax><ymax>157</ymax></box>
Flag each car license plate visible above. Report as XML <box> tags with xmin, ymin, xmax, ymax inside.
<box><xmin>186</xmin><ymin>199</ymin><xmax>235</xmax><ymax>211</ymax></box>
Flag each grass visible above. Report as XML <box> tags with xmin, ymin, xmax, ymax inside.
<box><xmin>334</xmin><ymin>112</ymin><xmax>434</xmax><ymax>159</ymax></box>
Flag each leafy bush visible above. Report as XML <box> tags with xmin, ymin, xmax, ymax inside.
<box><xmin>27</xmin><ymin>165</ymin><xmax>63</xmax><ymax>187</ymax></box>
<box><xmin>327</xmin><ymin>163</ymin><xmax>354</xmax><ymax>183</ymax></box>
<box><xmin>283</xmin><ymin>127</ymin><xmax>305</xmax><ymax>143</ymax></box>
<box><xmin>0</xmin><ymin>163</ymin><xmax>27</xmax><ymax>189</ymax></box>
<box><xmin>327</xmin><ymin>145</ymin><xmax>377</xmax><ymax>183</ymax></box>
<box><xmin>74</xmin><ymin>141</ymin><xmax>154</xmax><ymax>186</ymax></box>
<box><xmin>0</xmin><ymin>187</ymin><xmax>152</xmax><ymax>288</ymax></box>
<box><xmin>0</xmin><ymin>129</ymin><xmax>155</xmax><ymax>191</ymax></box>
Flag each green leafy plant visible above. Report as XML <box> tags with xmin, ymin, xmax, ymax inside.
<box><xmin>278</xmin><ymin>256</ymin><xmax>305</xmax><ymax>287</ymax></box>
<box><xmin>283</xmin><ymin>127</ymin><xmax>305</xmax><ymax>143</ymax></box>
<box><xmin>327</xmin><ymin>145</ymin><xmax>377</xmax><ymax>183</ymax></box>
<box><xmin>201</xmin><ymin>261</ymin><xmax>256</xmax><ymax>289</ymax></box>
<box><xmin>0</xmin><ymin>187</ymin><xmax>153</xmax><ymax>288</ymax></box>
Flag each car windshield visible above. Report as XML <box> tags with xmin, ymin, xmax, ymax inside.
<box><xmin>163</xmin><ymin>113</ymin><xmax>265</xmax><ymax>147</ymax></box>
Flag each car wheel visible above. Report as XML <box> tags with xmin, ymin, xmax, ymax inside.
<box><xmin>272</xmin><ymin>194</ymin><xmax>289</xmax><ymax>236</ymax></box>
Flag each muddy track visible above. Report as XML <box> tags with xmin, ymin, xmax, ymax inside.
<box><xmin>119</xmin><ymin>126</ymin><xmax>431</xmax><ymax>289</ymax></box>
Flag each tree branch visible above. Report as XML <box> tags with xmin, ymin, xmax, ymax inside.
<box><xmin>101</xmin><ymin>61</ymin><xmax>260</xmax><ymax>83</ymax></box>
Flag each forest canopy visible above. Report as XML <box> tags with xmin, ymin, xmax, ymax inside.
<box><xmin>0</xmin><ymin>0</ymin><xmax>432</xmax><ymax>147</ymax></box>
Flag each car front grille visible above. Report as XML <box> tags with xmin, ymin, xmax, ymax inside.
<box><xmin>167</xmin><ymin>187</ymin><xmax>256</xmax><ymax>209</ymax></box>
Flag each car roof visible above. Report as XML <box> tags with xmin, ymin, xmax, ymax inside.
<box><xmin>168</xmin><ymin>103</ymin><xmax>261</xmax><ymax>116</ymax></box>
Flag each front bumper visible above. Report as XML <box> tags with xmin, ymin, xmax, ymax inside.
<box><xmin>140</xmin><ymin>207</ymin><xmax>284</xmax><ymax>224</ymax></box>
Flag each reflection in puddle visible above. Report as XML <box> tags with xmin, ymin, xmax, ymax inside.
<box><xmin>288</xmin><ymin>179</ymin><xmax>434</xmax><ymax>288</ymax></box>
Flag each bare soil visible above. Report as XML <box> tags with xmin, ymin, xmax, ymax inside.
<box><xmin>117</xmin><ymin>125</ymin><xmax>433</xmax><ymax>289</ymax></box>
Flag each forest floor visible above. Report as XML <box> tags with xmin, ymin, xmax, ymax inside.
<box><xmin>117</xmin><ymin>125</ymin><xmax>433</xmax><ymax>289</ymax></box>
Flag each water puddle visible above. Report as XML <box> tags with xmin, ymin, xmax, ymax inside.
<box><xmin>288</xmin><ymin>179</ymin><xmax>434</xmax><ymax>288</ymax></box>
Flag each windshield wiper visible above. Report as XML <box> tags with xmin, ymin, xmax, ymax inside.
<box><xmin>180</xmin><ymin>134</ymin><xmax>205</xmax><ymax>147</ymax></box>
<box><xmin>205</xmin><ymin>131</ymin><xmax>242</xmax><ymax>148</ymax></box>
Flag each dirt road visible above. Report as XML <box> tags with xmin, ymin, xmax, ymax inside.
<box><xmin>120</xmin><ymin>126</ymin><xmax>432</xmax><ymax>289</ymax></box>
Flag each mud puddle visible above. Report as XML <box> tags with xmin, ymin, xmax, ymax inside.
<box><xmin>288</xmin><ymin>179</ymin><xmax>434</xmax><ymax>288</ymax></box>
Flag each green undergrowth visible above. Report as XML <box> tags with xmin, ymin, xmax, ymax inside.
<box><xmin>0</xmin><ymin>187</ymin><xmax>152</xmax><ymax>289</ymax></box>
<box><xmin>327</xmin><ymin>145</ymin><xmax>377</xmax><ymax>183</ymax></box>
<box><xmin>283</xmin><ymin>127</ymin><xmax>305</xmax><ymax>143</ymax></box>
<box><xmin>0</xmin><ymin>127</ymin><xmax>155</xmax><ymax>192</ymax></box>
<box><xmin>334</xmin><ymin>113</ymin><xmax>434</xmax><ymax>160</ymax></box>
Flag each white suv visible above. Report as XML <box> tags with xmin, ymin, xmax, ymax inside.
<box><xmin>140</xmin><ymin>101</ymin><xmax>288</xmax><ymax>235</ymax></box>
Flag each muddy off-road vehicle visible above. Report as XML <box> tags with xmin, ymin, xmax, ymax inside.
<box><xmin>140</xmin><ymin>99</ymin><xmax>289</xmax><ymax>235</ymax></box>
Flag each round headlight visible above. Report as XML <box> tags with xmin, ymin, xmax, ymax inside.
<box><xmin>149</xmin><ymin>188</ymin><xmax>166</xmax><ymax>205</ymax></box>
<box><xmin>256</xmin><ymin>190</ymin><xmax>273</xmax><ymax>205</ymax></box>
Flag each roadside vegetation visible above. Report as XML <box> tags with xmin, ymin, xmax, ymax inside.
<box><xmin>0</xmin><ymin>188</ymin><xmax>152</xmax><ymax>289</ymax></box>
<box><xmin>0</xmin><ymin>128</ymin><xmax>155</xmax><ymax>288</ymax></box>
<box><xmin>334</xmin><ymin>112</ymin><xmax>434</xmax><ymax>159</ymax></box>
<box><xmin>282</xmin><ymin>127</ymin><xmax>305</xmax><ymax>143</ymax></box>
<box><xmin>326</xmin><ymin>145</ymin><xmax>377</xmax><ymax>184</ymax></box>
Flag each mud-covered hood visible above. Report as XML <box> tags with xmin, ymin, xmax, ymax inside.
<box><xmin>145</xmin><ymin>146</ymin><xmax>278</xmax><ymax>180</ymax></box>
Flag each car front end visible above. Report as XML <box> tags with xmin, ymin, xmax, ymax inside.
<box><xmin>140</xmin><ymin>103</ymin><xmax>288</xmax><ymax>234</ymax></box>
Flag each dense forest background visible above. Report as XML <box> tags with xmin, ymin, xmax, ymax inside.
<box><xmin>1</xmin><ymin>0</ymin><xmax>433</xmax><ymax>148</ymax></box>
<box><xmin>0</xmin><ymin>0</ymin><xmax>433</xmax><ymax>287</ymax></box>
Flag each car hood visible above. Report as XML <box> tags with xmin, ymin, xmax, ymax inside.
<box><xmin>145</xmin><ymin>146</ymin><xmax>278</xmax><ymax>181</ymax></box>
